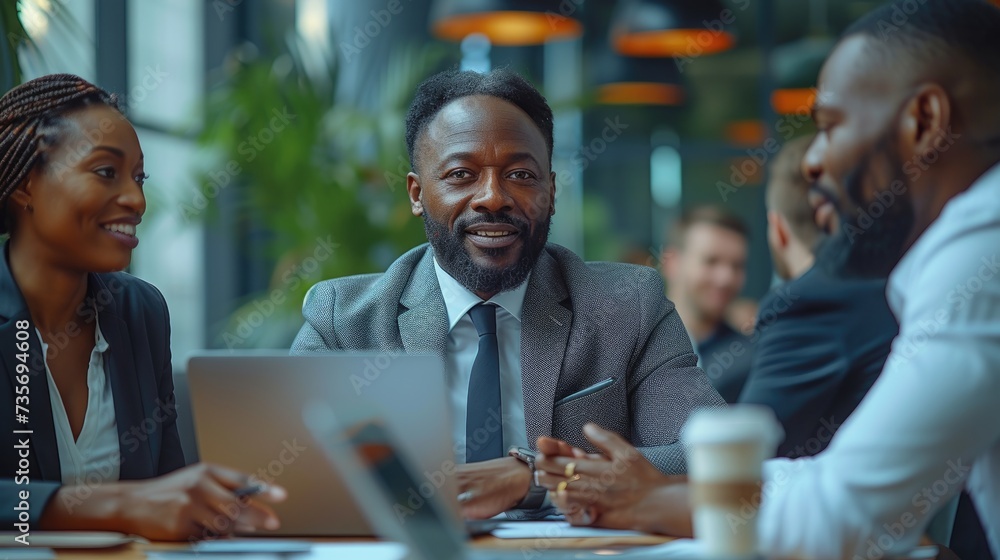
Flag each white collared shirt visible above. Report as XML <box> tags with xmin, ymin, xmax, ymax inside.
<box><xmin>433</xmin><ymin>257</ymin><xmax>530</xmax><ymax>463</ymax></box>
<box><xmin>757</xmin><ymin>162</ymin><xmax>1000</xmax><ymax>559</ymax></box>
<box><xmin>38</xmin><ymin>315</ymin><xmax>121</xmax><ymax>486</ymax></box>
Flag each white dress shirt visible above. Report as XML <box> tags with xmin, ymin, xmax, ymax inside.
<box><xmin>38</xmin><ymin>315</ymin><xmax>121</xmax><ymax>486</ymax></box>
<box><xmin>758</xmin><ymin>162</ymin><xmax>1000</xmax><ymax>559</ymax></box>
<box><xmin>433</xmin><ymin>258</ymin><xmax>530</xmax><ymax>463</ymax></box>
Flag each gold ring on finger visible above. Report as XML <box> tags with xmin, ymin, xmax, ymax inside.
<box><xmin>564</xmin><ymin>462</ymin><xmax>576</xmax><ymax>478</ymax></box>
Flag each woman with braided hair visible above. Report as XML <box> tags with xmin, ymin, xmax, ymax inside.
<box><xmin>0</xmin><ymin>74</ymin><xmax>284</xmax><ymax>540</ymax></box>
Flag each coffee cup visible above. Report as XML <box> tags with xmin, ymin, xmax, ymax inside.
<box><xmin>681</xmin><ymin>405</ymin><xmax>783</xmax><ymax>558</ymax></box>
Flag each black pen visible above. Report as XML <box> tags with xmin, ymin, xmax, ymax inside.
<box><xmin>233</xmin><ymin>484</ymin><xmax>264</xmax><ymax>498</ymax></box>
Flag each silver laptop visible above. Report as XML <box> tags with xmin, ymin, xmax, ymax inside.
<box><xmin>186</xmin><ymin>351</ymin><xmax>460</xmax><ymax>537</ymax></box>
<box><xmin>303</xmin><ymin>400</ymin><xmax>618</xmax><ymax>560</ymax></box>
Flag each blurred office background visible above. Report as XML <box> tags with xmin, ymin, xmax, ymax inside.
<box><xmin>3</xmin><ymin>0</ymin><xmax>901</xmax><ymax>369</ymax></box>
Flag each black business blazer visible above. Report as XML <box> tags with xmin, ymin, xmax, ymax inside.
<box><xmin>0</xmin><ymin>241</ymin><xmax>185</xmax><ymax>526</ymax></box>
<box><xmin>737</xmin><ymin>264</ymin><xmax>899</xmax><ymax>458</ymax></box>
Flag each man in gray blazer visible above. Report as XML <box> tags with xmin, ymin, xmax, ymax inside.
<box><xmin>292</xmin><ymin>68</ymin><xmax>724</xmax><ymax>519</ymax></box>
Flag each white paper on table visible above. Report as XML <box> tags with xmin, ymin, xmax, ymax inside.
<box><xmin>491</xmin><ymin>521</ymin><xmax>648</xmax><ymax>539</ymax></box>
<box><xmin>609</xmin><ymin>539</ymin><xmax>706</xmax><ymax>559</ymax></box>
<box><xmin>304</xmin><ymin>542</ymin><xmax>408</xmax><ymax>559</ymax></box>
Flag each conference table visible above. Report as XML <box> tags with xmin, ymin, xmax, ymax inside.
<box><xmin>50</xmin><ymin>533</ymin><xmax>676</xmax><ymax>559</ymax></box>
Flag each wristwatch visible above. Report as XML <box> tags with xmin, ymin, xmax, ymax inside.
<box><xmin>508</xmin><ymin>446</ymin><xmax>548</xmax><ymax>510</ymax></box>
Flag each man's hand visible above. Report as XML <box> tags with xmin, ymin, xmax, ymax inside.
<box><xmin>536</xmin><ymin>423</ymin><xmax>692</xmax><ymax>536</ymax></box>
<box><xmin>456</xmin><ymin>457</ymin><xmax>531</xmax><ymax>519</ymax></box>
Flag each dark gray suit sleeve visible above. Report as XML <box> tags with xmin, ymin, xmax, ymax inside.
<box><xmin>627</xmin><ymin>270</ymin><xmax>727</xmax><ymax>474</ymax></box>
<box><xmin>291</xmin><ymin>282</ymin><xmax>342</xmax><ymax>354</ymax></box>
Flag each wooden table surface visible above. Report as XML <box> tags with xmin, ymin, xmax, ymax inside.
<box><xmin>49</xmin><ymin>534</ymin><xmax>675</xmax><ymax>559</ymax></box>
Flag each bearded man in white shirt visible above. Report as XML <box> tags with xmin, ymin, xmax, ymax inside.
<box><xmin>532</xmin><ymin>0</ymin><xmax>1000</xmax><ymax>557</ymax></box>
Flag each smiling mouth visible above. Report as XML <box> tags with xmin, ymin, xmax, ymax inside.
<box><xmin>467</xmin><ymin>230</ymin><xmax>516</xmax><ymax>238</ymax></box>
<box><xmin>463</xmin><ymin>223</ymin><xmax>521</xmax><ymax>250</ymax></box>
<box><xmin>103</xmin><ymin>223</ymin><xmax>136</xmax><ymax>236</ymax></box>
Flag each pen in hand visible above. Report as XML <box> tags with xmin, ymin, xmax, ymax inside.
<box><xmin>234</xmin><ymin>484</ymin><xmax>264</xmax><ymax>499</ymax></box>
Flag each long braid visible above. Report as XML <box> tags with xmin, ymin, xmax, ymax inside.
<box><xmin>0</xmin><ymin>74</ymin><xmax>121</xmax><ymax>234</ymax></box>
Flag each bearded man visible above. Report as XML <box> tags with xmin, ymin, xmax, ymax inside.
<box><xmin>532</xmin><ymin>1</ymin><xmax>1000</xmax><ymax>557</ymax></box>
<box><xmin>291</xmin><ymin>68</ymin><xmax>724</xmax><ymax>519</ymax></box>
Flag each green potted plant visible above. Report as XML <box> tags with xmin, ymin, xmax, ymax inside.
<box><xmin>195</xmin><ymin>35</ymin><xmax>443</xmax><ymax>349</ymax></box>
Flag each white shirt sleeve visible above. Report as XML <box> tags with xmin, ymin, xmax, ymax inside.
<box><xmin>757</xmin><ymin>224</ymin><xmax>1000</xmax><ymax>559</ymax></box>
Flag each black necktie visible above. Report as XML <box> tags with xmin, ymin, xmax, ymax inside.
<box><xmin>466</xmin><ymin>303</ymin><xmax>503</xmax><ymax>463</ymax></box>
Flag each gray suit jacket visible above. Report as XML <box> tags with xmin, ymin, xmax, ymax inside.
<box><xmin>291</xmin><ymin>243</ymin><xmax>724</xmax><ymax>473</ymax></box>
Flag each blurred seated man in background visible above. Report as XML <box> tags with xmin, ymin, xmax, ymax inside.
<box><xmin>725</xmin><ymin>297</ymin><xmax>759</xmax><ymax>337</ymax></box>
<box><xmin>661</xmin><ymin>207</ymin><xmax>752</xmax><ymax>402</ymax></box>
<box><xmin>534</xmin><ymin>0</ymin><xmax>1000</xmax><ymax>556</ymax></box>
<box><xmin>738</xmin><ymin>135</ymin><xmax>898</xmax><ymax>458</ymax></box>
<box><xmin>291</xmin><ymin>68</ymin><xmax>724</xmax><ymax>519</ymax></box>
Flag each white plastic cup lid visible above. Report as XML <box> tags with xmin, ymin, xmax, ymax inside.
<box><xmin>681</xmin><ymin>405</ymin><xmax>784</xmax><ymax>448</ymax></box>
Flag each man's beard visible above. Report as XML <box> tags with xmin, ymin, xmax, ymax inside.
<box><xmin>424</xmin><ymin>211</ymin><xmax>551</xmax><ymax>295</ymax></box>
<box><xmin>819</xmin><ymin>135</ymin><xmax>915</xmax><ymax>280</ymax></box>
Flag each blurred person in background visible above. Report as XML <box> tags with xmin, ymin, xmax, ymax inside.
<box><xmin>738</xmin><ymin>135</ymin><xmax>898</xmax><ymax>459</ymax></box>
<box><xmin>0</xmin><ymin>75</ymin><xmax>284</xmax><ymax>540</ymax></box>
<box><xmin>532</xmin><ymin>0</ymin><xmax>1000</xmax><ymax>556</ymax></box>
<box><xmin>661</xmin><ymin>207</ymin><xmax>752</xmax><ymax>402</ymax></box>
<box><xmin>725</xmin><ymin>297</ymin><xmax>759</xmax><ymax>336</ymax></box>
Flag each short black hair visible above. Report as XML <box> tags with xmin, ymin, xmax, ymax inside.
<box><xmin>404</xmin><ymin>68</ymin><xmax>554</xmax><ymax>171</ymax></box>
<box><xmin>842</xmin><ymin>0</ymin><xmax>1000</xmax><ymax>84</ymax></box>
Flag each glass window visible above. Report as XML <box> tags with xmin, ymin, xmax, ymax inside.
<box><xmin>20</xmin><ymin>0</ymin><xmax>96</xmax><ymax>81</ymax></box>
<box><xmin>130</xmin><ymin>128</ymin><xmax>205</xmax><ymax>365</ymax></box>
<box><xmin>126</xmin><ymin>0</ymin><xmax>202</xmax><ymax>128</ymax></box>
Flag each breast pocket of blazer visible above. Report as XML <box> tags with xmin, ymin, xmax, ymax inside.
<box><xmin>554</xmin><ymin>377</ymin><xmax>618</xmax><ymax>408</ymax></box>
<box><xmin>551</xmin><ymin>377</ymin><xmax>628</xmax><ymax>447</ymax></box>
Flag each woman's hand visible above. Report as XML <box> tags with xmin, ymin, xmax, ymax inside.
<box><xmin>535</xmin><ymin>423</ymin><xmax>692</xmax><ymax>536</ymax></box>
<box><xmin>42</xmin><ymin>462</ymin><xmax>287</xmax><ymax>541</ymax></box>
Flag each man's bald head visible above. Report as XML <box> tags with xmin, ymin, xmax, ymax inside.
<box><xmin>767</xmin><ymin>136</ymin><xmax>822</xmax><ymax>252</ymax></box>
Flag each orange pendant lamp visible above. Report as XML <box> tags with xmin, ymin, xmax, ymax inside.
<box><xmin>610</xmin><ymin>0</ymin><xmax>736</xmax><ymax>58</ymax></box>
<box><xmin>430</xmin><ymin>0</ymin><xmax>583</xmax><ymax>45</ymax></box>
<box><xmin>595</xmin><ymin>52</ymin><xmax>685</xmax><ymax>106</ymax></box>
